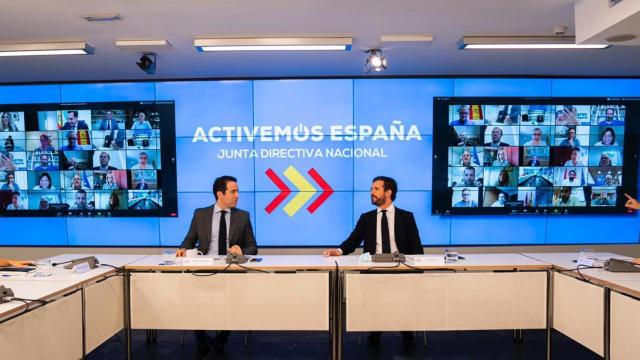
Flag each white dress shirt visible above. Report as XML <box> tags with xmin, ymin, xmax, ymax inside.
<box><xmin>375</xmin><ymin>204</ymin><xmax>398</xmax><ymax>254</ymax></box>
<box><xmin>208</xmin><ymin>203</ymin><xmax>231</xmax><ymax>255</ymax></box>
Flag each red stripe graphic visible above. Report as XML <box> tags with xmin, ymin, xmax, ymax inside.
<box><xmin>306</xmin><ymin>168</ymin><xmax>334</xmax><ymax>214</ymax></box>
<box><xmin>265</xmin><ymin>168</ymin><xmax>291</xmax><ymax>214</ymax></box>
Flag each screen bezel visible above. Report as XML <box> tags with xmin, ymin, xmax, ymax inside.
<box><xmin>432</xmin><ymin>96</ymin><xmax>640</xmax><ymax>215</ymax></box>
<box><xmin>0</xmin><ymin>100</ymin><xmax>177</xmax><ymax>218</ymax></box>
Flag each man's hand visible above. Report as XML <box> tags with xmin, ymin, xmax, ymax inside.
<box><xmin>8</xmin><ymin>260</ymin><xmax>34</xmax><ymax>267</ymax></box>
<box><xmin>175</xmin><ymin>248</ymin><xmax>187</xmax><ymax>257</ymax></box>
<box><xmin>624</xmin><ymin>193</ymin><xmax>640</xmax><ymax>211</ymax></box>
<box><xmin>228</xmin><ymin>245</ymin><xmax>243</xmax><ymax>256</ymax></box>
<box><xmin>322</xmin><ymin>249</ymin><xmax>342</xmax><ymax>257</ymax></box>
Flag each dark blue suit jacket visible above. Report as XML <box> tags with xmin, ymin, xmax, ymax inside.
<box><xmin>339</xmin><ymin>207</ymin><xmax>423</xmax><ymax>255</ymax></box>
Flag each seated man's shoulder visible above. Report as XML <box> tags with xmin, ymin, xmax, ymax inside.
<box><xmin>394</xmin><ymin>207</ymin><xmax>414</xmax><ymax>216</ymax></box>
<box><xmin>193</xmin><ymin>205</ymin><xmax>215</xmax><ymax>216</ymax></box>
<box><xmin>232</xmin><ymin>207</ymin><xmax>250</xmax><ymax>217</ymax></box>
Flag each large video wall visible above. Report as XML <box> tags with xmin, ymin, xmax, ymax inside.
<box><xmin>1</xmin><ymin>78</ymin><xmax>639</xmax><ymax>246</ymax></box>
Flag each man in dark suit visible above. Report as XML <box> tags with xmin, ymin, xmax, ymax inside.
<box><xmin>98</xmin><ymin>111</ymin><xmax>125</xmax><ymax>149</ymax></box>
<box><xmin>98</xmin><ymin>111</ymin><xmax>119</xmax><ymax>131</ymax></box>
<box><xmin>323</xmin><ymin>176</ymin><xmax>423</xmax><ymax>347</ymax></box>
<box><xmin>527</xmin><ymin>155</ymin><xmax>541</xmax><ymax>166</ymax></box>
<box><xmin>92</xmin><ymin>152</ymin><xmax>118</xmax><ymax>171</ymax></box>
<box><xmin>135</xmin><ymin>178</ymin><xmax>149</xmax><ymax>190</ymax></box>
<box><xmin>176</xmin><ymin>175</ymin><xmax>257</xmax><ymax>359</ymax></box>
<box><xmin>61</xmin><ymin>111</ymin><xmax>89</xmax><ymax>130</ymax></box>
<box><xmin>483</xmin><ymin>127</ymin><xmax>510</xmax><ymax>147</ymax></box>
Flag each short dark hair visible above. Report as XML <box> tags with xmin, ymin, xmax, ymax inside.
<box><xmin>213</xmin><ymin>175</ymin><xmax>238</xmax><ymax>200</ymax></box>
<box><xmin>77</xmin><ymin>189</ymin><xmax>86</xmax><ymax>195</ymax></box>
<box><xmin>67</xmin><ymin>110</ymin><xmax>78</xmax><ymax>118</ymax></box>
<box><xmin>11</xmin><ymin>191</ymin><xmax>20</xmax><ymax>197</ymax></box>
<box><xmin>372</xmin><ymin>176</ymin><xmax>397</xmax><ymax>201</ymax></box>
<box><xmin>39</xmin><ymin>172</ymin><xmax>52</xmax><ymax>188</ymax></box>
<box><xmin>602</xmin><ymin>127</ymin><xmax>616</xmax><ymax>144</ymax></box>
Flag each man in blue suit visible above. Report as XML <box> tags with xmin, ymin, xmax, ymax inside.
<box><xmin>98</xmin><ymin>111</ymin><xmax>125</xmax><ymax>148</ymax></box>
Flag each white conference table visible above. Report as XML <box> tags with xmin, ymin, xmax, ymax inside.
<box><xmin>522</xmin><ymin>252</ymin><xmax>640</xmax><ymax>360</ymax></box>
<box><xmin>124</xmin><ymin>255</ymin><xmax>336</xmax><ymax>358</ymax></box>
<box><xmin>4</xmin><ymin>252</ymin><xmax>639</xmax><ymax>360</ymax></box>
<box><xmin>0</xmin><ymin>254</ymin><xmax>148</xmax><ymax>359</ymax></box>
<box><xmin>330</xmin><ymin>253</ymin><xmax>553</xmax><ymax>360</ymax></box>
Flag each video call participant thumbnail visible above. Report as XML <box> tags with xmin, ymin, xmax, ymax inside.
<box><xmin>1</xmin><ymin>112</ymin><xmax>20</xmax><ymax>132</ymax></box>
<box><xmin>35</xmin><ymin>153</ymin><xmax>59</xmax><ymax>171</ymax></box>
<box><xmin>93</xmin><ymin>151</ymin><xmax>118</xmax><ymax>170</ymax></box>
<box><xmin>130</xmin><ymin>151</ymin><xmax>155</xmax><ymax>170</ymax></box>
<box><xmin>32</xmin><ymin>172</ymin><xmax>57</xmax><ymax>190</ymax></box>
<box><xmin>484</xmin><ymin>127</ymin><xmax>511</xmax><ymax>147</ymax></box>
<box><xmin>0</xmin><ymin>171</ymin><xmax>20</xmax><ymax>191</ymax></box>
<box><xmin>131</xmin><ymin>112</ymin><xmax>153</xmax><ymax>138</ymax></box>
<box><xmin>453</xmin><ymin>188</ymin><xmax>479</xmax><ymax>208</ymax></box>
<box><xmin>68</xmin><ymin>189</ymin><xmax>93</xmax><ymax>210</ymax></box>
<box><xmin>5</xmin><ymin>191</ymin><xmax>26</xmax><ymax>210</ymax></box>
<box><xmin>597</xmin><ymin>107</ymin><xmax>624</xmax><ymax>126</ymax></box>
<box><xmin>553</xmin><ymin>187</ymin><xmax>583</xmax><ymax>207</ymax></box>
<box><xmin>61</xmin><ymin>111</ymin><xmax>89</xmax><ymax>130</ymax></box>
<box><xmin>34</xmin><ymin>133</ymin><xmax>56</xmax><ymax>152</ymax></box>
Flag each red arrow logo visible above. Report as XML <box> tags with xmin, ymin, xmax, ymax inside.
<box><xmin>265</xmin><ymin>168</ymin><xmax>291</xmax><ymax>214</ymax></box>
<box><xmin>306</xmin><ymin>168</ymin><xmax>334</xmax><ymax>214</ymax></box>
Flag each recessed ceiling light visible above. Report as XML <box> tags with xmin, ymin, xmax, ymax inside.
<box><xmin>82</xmin><ymin>14</ymin><xmax>122</xmax><ymax>22</ymax></box>
<box><xmin>0</xmin><ymin>42</ymin><xmax>94</xmax><ymax>57</ymax></box>
<box><xmin>380</xmin><ymin>35</ymin><xmax>434</xmax><ymax>43</ymax></box>
<box><xmin>605</xmin><ymin>34</ymin><xmax>637</xmax><ymax>43</ymax></box>
<box><xmin>459</xmin><ymin>36</ymin><xmax>609</xmax><ymax>49</ymax></box>
<box><xmin>194</xmin><ymin>37</ymin><xmax>352</xmax><ymax>52</ymax></box>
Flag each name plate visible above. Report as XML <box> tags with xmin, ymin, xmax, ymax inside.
<box><xmin>180</xmin><ymin>257</ymin><xmax>215</xmax><ymax>266</ymax></box>
<box><xmin>72</xmin><ymin>262</ymin><xmax>91</xmax><ymax>274</ymax></box>
<box><xmin>405</xmin><ymin>255</ymin><xmax>445</xmax><ymax>266</ymax></box>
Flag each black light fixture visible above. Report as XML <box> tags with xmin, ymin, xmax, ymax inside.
<box><xmin>136</xmin><ymin>53</ymin><xmax>156</xmax><ymax>75</ymax></box>
<box><xmin>364</xmin><ymin>49</ymin><xmax>387</xmax><ymax>73</ymax></box>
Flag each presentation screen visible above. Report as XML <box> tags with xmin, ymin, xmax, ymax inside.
<box><xmin>432</xmin><ymin>97</ymin><xmax>640</xmax><ymax>215</ymax></box>
<box><xmin>0</xmin><ymin>101</ymin><xmax>177</xmax><ymax>217</ymax></box>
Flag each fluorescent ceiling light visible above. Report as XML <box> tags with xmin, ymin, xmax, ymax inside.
<box><xmin>459</xmin><ymin>36</ymin><xmax>609</xmax><ymax>49</ymax></box>
<box><xmin>194</xmin><ymin>37</ymin><xmax>352</xmax><ymax>52</ymax></box>
<box><xmin>0</xmin><ymin>42</ymin><xmax>94</xmax><ymax>56</ymax></box>
<box><xmin>116</xmin><ymin>40</ymin><xmax>172</xmax><ymax>52</ymax></box>
<box><xmin>380</xmin><ymin>35</ymin><xmax>434</xmax><ymax>43</ymax></box>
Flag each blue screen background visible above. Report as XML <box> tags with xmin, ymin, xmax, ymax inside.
<box><xmin>1</xmin><ymin>78</ymin><xmax>639</xmax><ymax>247</ymax></box>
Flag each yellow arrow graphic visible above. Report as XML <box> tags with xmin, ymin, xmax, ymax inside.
<box><xmin>282</xmin><ymin>165</ymin><xmax>317</xmax><ymax>217</ymax></box>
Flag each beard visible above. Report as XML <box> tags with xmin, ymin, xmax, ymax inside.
<box><xmin>371</xmin><ymin>195</ymin><xmax>386</xmax><ymax>206</ymax></box>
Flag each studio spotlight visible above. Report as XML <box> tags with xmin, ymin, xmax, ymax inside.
<box><xmin>136</xmin><ymin>53</ymin><xmax>156</xmax><ymax>75</ymax></box>
<box><xmin>364</xmin><ymin>49</ymin><xmax>387</xmax><ymax>73</ymax></box>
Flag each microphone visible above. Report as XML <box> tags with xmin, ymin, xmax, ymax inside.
<box><xmin>0</xmin><ymin>285</ymin><xmax>15</xmax><ymax>304</ymax></box>
<box><xmin>226</xmin><ymin>253</ymin><xmax>249</xmax><ymax>264</ymax></box>
<box><xmin>52</xmin><ymin>256</ymin><xmax>100</xmax><ymax>269</ymax></box>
